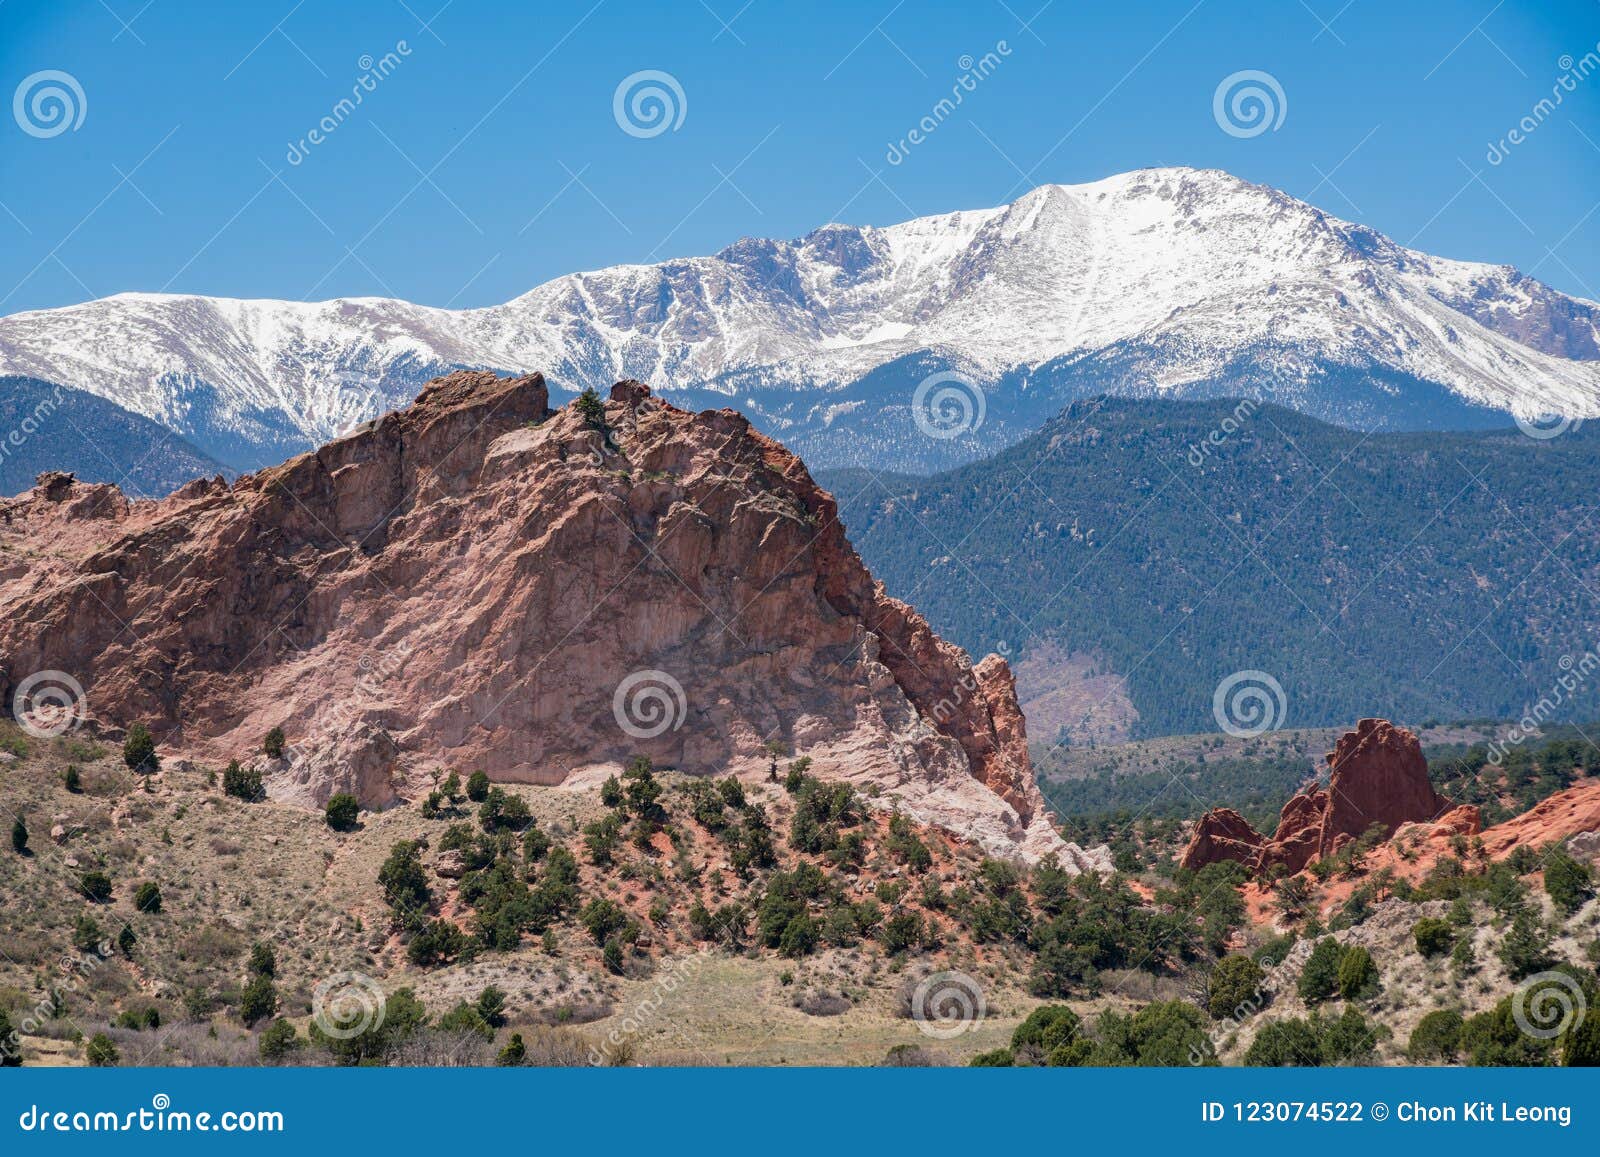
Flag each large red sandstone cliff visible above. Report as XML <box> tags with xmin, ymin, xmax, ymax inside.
<box><xmin>0</xmin><ymin>372</ymin><xmax>1106</xmax><ymax>869</ymax></box>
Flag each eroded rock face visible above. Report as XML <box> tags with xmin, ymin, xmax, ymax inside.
<box><xmin>0</xmin><ymin>371</ymin><xmax>1103</xmax><ymax>867</ymax></box>
<box><xmin>1181</xmin><ymin>719</ymin><xmax>1452</xmax><ymax>875</ymax></box>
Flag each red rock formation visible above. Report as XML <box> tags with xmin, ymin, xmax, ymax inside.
<box><xmin>1181</xmin><ymin>718</ymin><xmax>1453</xmax><ymax>875</ymax></box>
<box><xmin>1179</xmin><ymin>808</ymin><xmax>1265</xmax><ymax>871</ymax></box>
<box><xmin>0</xmin><ymin>372</ymin><xmax>1105</xmax><ymax>868</ymax></box>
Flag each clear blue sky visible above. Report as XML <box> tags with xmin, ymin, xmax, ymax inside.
<box><xmin>2</xmin><ymin>0</ymin><xmax>1597</xmax><ymax>315</ymax></box>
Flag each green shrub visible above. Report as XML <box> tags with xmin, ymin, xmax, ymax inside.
<box><xmin>0</xmin><ymin>1009</ymin><xmax>21</xmax><ymax>1066</ymax></box>
<box><xmin>1297</xmin><ymin>937</ymin><xmax>1342</xmax><ymax>1003</ymax></box>
<box><xmin>1337</xmin><ymin>945</ymin><xmax>1378</xmax><ymax>1001</ymax></box>
<box><xmin>85</xmin><ymin>1033</ymin><xmax>119</xmax><ymax>1066</ymax></box>
<box><xmin>122</xmin><ymin>723</ymin><xmax>159</xmax><ymax>774</ymax></box>
<box><xmin>466</xmin><ymin>771</ymin><xmax>490</xmax><ymax>802</ymax></box>
<box><xmin>10</xmin><ymin>816</ymin><xmax>25</xmax><ymax>855</ymax></box>
<box><xmin>239</xmin><ymin>975</ymin><xmax>278</xmax><ymax>1025</ymax></box>
<box><xmin>1207</xmin><ymin>954</ymin><xmax>1264</xmax><ymax>1020</ymax></box>
<box><xmin>79</xmin><ymin>870</ymin><xmax>113</xmax><ymax>903</ymax></box>
<box><xmin>1544</xmin><ymin>847</ymin><xmax>1594</xmax><ymax>917</ymax></box>
<box><xmin>258</xmin><ymin>1018</ymin><xmax>300</xmax><ymax>1062</ymax></box>
<box><xmin>263</xmin><ymin>726</ymin><xmax>286</xmax><ymax>759</ymax></box>
<box><xmin>1244</xmin><ymin>1018</ymin><xmax>1322</xmax><ymax>1066</ymax></box>
<box><xmin>248</xmin><ymin>942</ymin><xmax>276</xmax><ymax>977</ymax></box>
<box><xmin>222</xmin><ymin>760</ymin><xmax>263</xmax><ymax>802</ymax></box>
<box><xmin>133</xmin><ymin>881</ymin><xmax>162</xmax><ymax>914</ymax></box>
<box><xmin>324</xmin><ymin>793</ymin><xmax>359</xmax><ymax>831</ymax></box>
<box><xmin>1407</xmin><ymin>1009</ymin><xmax>1464</xmax><ymax>1062</ymax></box>
<box><xmin>1497</xmin><ymin>911</ymin><xmax>1555</xmax><ymax>980</ymax></box>
<box><xmin>1412</xmin><ymin>917</ymin><xmax>1454</xmax><ymax>958</ymax></box>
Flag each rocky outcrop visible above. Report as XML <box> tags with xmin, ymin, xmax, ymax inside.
<box><xmin>0</xmin><ymin>371</ymin><xmax>1103</xmax><ymax>867</ymax></box>
<box><xmin>1180</xmin><ymin>808</ymin><xmax>1265</xmax><ymax>871</ymax></box>
<box><xmin>1181</xmin><ymin>719</ymin><xmax>1453</xmax><ymax>875</ymax></box>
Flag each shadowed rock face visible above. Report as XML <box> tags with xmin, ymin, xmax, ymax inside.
<box><xmin>0</xmin><ymin>371</ymin><xmax>1107</xmax><ymax>869</ymax></box>
<box><xmin>1181</xmin><ymin>718</ymin><xmax>1453</xmax><ymax>875</ymax></box>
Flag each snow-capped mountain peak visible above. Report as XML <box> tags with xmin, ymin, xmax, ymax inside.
<box><xmin>2</xmin><ymin>166</ymin><xmax>1595</xmax><ymax>474</ymax></box>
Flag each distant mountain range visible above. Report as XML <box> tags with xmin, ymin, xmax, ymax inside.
<box><xmin>819</xmin><ymin>396</ymin><xmax>1600</xmax><ymax>741</ymax></box>
<box><xmin>0</xmin><ymin>376</ymin><xmax>223</xmax><ymax>497</ymax></box>
<box><xmin>2</xmin><ymin>166</ymin><xmax>1597</xmax><ymax>476</ymax></box>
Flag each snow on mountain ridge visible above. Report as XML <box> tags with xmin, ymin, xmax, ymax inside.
<box><xmin>1</xmin><ymin>166</ymin><xmax>1596</xmax><ymax>472</ymax></box>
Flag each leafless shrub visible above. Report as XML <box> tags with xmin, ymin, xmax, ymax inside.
<box><xmin>383</xmin><ymin>1028</ymin><xmax>497</xmax><ymax>1067</ymax></box>
<box><xmin>99</xmin><ymin>1022</ymin><xmax>263</xmax><ymax>1067</ymax></box>
<box><xmin>177</xmin><ymin>924</ymin><xmax>244</xmax><ymax>966</ymax></box>
<box><xmin>879</xmin><ymin>1043</ymin><xmax>949</xmax><ymax>1066</ymax></box>
<box><xmin>796</xmin><ymin>989</ymin><xmax>852</xmax><ymax>1016</ymax></box>
<box><xmin>515</xmin><ymin>1025</ymin><xmax>594</xmax><ymax>1066</ymax></box>
<box><xmin>528</xmin><ymin>999</ymin><xmax>613</xmax><ymax>1025</ymax></box>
